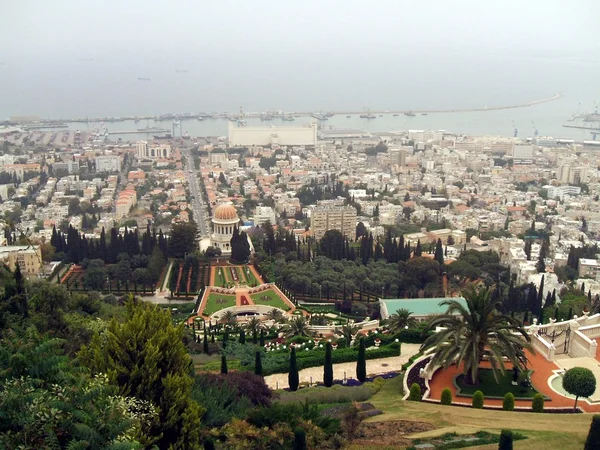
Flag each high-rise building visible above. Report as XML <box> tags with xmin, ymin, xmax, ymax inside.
<box><xmin>558</xmin><ymin>164</ymin><xmax>588</xmax><ymax>184</ymax></box>
<box><xmin>310</xmin><ymin>205</ymin><xmax>357</xmax><ymax>240</ymax></box>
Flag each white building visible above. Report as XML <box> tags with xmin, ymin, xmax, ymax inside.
<box><xmin>254</xmin><ymin>206</ymin><xmax>276</xmax><ymax>226</ymax></box>
<box><xmin>228</xmin><ymin>122</ymin><xmax>317</xmax><ymax>147</ymax></box>
<box><xmin>512</xmin><ymin>145</ymin><xmax>533</xmax><ymax>164</ymax></box>
<box><xmin>136</xmin><ymin>140</ymin><xmax>171</xmax><ymax>159</ymax></box>
<box><xmin>211</xmin><ymin>203</ymin><xmax>240</xmax><ymax>254</ymax></box>
<box><xmin>544</xmin><ymin>185</ymin><xmax>581</xmax><ymax>201</ymax></box>
<box><xmin>95</xmin><ymin>156</ymin><xmax>121</xmax><ymax>173</ymax></box>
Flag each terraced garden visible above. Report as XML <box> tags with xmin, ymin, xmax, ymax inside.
<box><xmin>250</xmin><ymin>288</ymin><xmax>291</xmax><ymax>311</ymax></box>
<box><xmin>202</xmin><ymin>292</ymin><xmax>236</xmax><ymax>316</ymax></box>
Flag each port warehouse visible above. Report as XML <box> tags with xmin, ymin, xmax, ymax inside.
<box><xmin>227</xmin><ymin>121</ymin><xmax>318</xmax><ymax>147</ymax></box>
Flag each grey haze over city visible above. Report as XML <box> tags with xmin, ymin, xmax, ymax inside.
<box><xmin>1</xmin><ymin>0</ymin><xmax>599</xmax><ymax>137</ymax></box>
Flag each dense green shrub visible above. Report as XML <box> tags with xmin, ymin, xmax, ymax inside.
<box><xmin>502</xmin><ymin>392</ymin><xmax>515</xmax><ymax>411</ymax></box>
<box><xmin>472</xmin><ymin>390</ymin><xmax>484</xmax><ymax>408</ymax></box>
<box><xmin>247</xmin><ymin>401</ymin><xmax>340</xmax><ymax>436</ymax></box>
<box><xmin>585</xmin><ymin>415</ymin><xmax>600</xmax><ymax>450</ymax></box>
<box><xmin>408</xmin><ymin>383</ymin><xmax>421</xmax><ymax>401</ymax></box>
<box><xmin>278</xmin><ymin>381</ymin><xmax>385</xmax><ymax>405</ymax></box>
<box><xmin>498</xmin><ymin>430</ymin><xmax>513</xmax><ymax>450</ymax></box>
<box><xmin>202</xmin><ymin>342</ymin><xmax>400</xmax><ymax>375</ymax></box>
<box><xmin>441</xmin><ymin>388</ymin><xmax>452</xmax><ymax>405</ymax></box>
<box><xmin>191</xmin><ymin>374</ymin><xmax>253</xmax><ymax>428</ymax></box>
<box><xmin>532</xmin><ymin>393</ymin><xmax>544</xmax><ymax>413</ymax></box>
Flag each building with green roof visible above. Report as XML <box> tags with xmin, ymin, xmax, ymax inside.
<box><xmin>380</xmin><ymin>297</ymin><xmax>467</xmax><ymax>320</ymax></box>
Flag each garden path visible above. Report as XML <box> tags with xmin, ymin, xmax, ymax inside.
<box><xmin>264</xmin><ymin>343</ymin><xmax>421</xmax><ymax>390</ymax></box>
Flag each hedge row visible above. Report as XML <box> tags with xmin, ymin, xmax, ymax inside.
<box><xmin>202</xmin><ymin>343</ymin><xmax>401</xmax><ymax>375</ymax></box>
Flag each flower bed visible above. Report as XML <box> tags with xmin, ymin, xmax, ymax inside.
<box><xmin>405</xmin><ymin>356</ymin><xmax>430</xmax><ymax>396</ymax></box>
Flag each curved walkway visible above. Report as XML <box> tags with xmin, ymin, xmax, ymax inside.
<box><xmin>427</xmin><ymin>350</ymin><xmax>600</xmax><ymax>413</ymax></box>
<box><xmin>264</xmin><ymin>343</ymin><xmax>421</xmax><ymax>390</ymax></box>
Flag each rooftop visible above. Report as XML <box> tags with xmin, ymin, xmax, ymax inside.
<box><xmin>381</xmin><ymin>297</ymin><xmax>467</xmax><ymax>318</ymax></box>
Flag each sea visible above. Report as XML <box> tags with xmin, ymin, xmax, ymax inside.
<box><xmin>1</xmin><ymin>50</ymin><xmax>599</xmax><ymax>140</ymax></box>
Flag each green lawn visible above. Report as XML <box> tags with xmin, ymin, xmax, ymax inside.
<box><xmin>202</xmin><ymin>293</ymin><xmax>236</xmax><ymax>316</ymax></box>
<box><xmin>214</xmin><ymin>267</ymin><xmax>231</xmax><ymax>288</ymax></box>
<box><xmin>250</xmin><ymin>289</ymin><xmax>290</xmax><ymax>311</ymax></box>
<box><xmin>240</xmin><ymin>266</ymin><xmax>260</xmax><ymax>286</ymax></box>
<box><xmin>361</xmin><ymin>376</ymin><xmax>590</xmax><ymax>450</ymax></box>
<box><xmin>455</xmin><ymin>370</ymin><xmax>540</xmax><ymax>399</ymax></box>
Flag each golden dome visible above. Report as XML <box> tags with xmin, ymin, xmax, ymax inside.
<box><xmin>213</xmin><ymin>203</ymin><xmax>238</xmax><ymax>221</ymax></box>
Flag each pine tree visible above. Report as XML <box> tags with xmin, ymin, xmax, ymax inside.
<box><xmin>221</xmin><ymin>353</ymin><xmax>228</xmax><ymax>374</ymax></box>
<box><xmin>254</xmin><ymin>351</ymin><xmax>263</xmax><ymax>376</ymax></box>
<box><xmin>289</xmin><ymin>347</ymin><xmax>299</xmax><ymax>391</ymax></box>
<box><xmin>356</xmin><ymin>337</ymin><xmax>366</xmax><ymax>382</ymax></box>
<box><xmin>79</xmin><ymin>298</ymin><xmax>203</xmax><ymax>448</ymax></box>
<box><xmin>324</xmin><ymin>342</ymin><xmax>333</xmax><ymax>387</ymax></box>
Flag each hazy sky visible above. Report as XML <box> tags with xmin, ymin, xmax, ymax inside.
<box><xmin>2</xmin><ymin>0</ymin><xmax>598</xmax><ymax>59</ymax></box>
<box><xmin>1</xmin><ymin>1</ymin><xmax>599</xmax><ymax>117</ymax></box>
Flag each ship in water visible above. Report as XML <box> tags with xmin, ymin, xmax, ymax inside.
<box><xmin>137</xmin><ymin>77</ymin><xmax>150</xmax><ymax>81</ymax></box>
<box><xmin>359</xmin><ymin>114</ymin><xmax>376</xmax><ymax>119</ymax></box>
<box><xmin>405</xmin><ymin>111</ymin><xmax>416</xmax><ymax>117</ymax></box>
<box><xmin>138</xmin><ymin>126</ymin><xmax>170</xmax><ymax>133</ymax></box>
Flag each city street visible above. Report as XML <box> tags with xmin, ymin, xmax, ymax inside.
<box><xmin>182</xmin><ymin>148</ymin><xmax>210</xmax><ymax>239</ymax></box>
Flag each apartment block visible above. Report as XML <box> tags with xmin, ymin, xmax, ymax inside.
<box><xmin>310</xmin><ymin>205</ymin><xmax>357</xmax><ymax>240</ymax></box>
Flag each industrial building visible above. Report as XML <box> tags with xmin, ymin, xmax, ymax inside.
<box><xmin>228</xmin><ymin>121</ymin><xmax>317</xmax><ymax>147</ymax></box>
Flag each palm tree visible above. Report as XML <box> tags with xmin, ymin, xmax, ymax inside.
<box><xmin>220</xmin><ymin>310</ymin><xmax>237</xmax><ymax>329</ymax></box>
<box><xmin>421</xmin><ymin>284</ymin><xmax>532</xmax><ymax>385</ymax></box>
<box><xmin>335</xmin><ymin>322</ymin><xmax>361</xmax><ymax>346</ymax></box>
<box><xmin>387</xmin><ymin>308</ymin><xmax>418</xmax><ymax>333</ymax></box>
<box><xmin>245</xmin><ymin>316</ymin><xmax>263</xmax><ymax>337</ymax></box>
<box><xmin>282</xmin><ymin>316</ymin><xmax>316</xmax><ymax>338</ymax></box>
<box><xmin>265</xmin><ymin>308</ymin><xmax>285</xmax><ymax>323</ymax></box>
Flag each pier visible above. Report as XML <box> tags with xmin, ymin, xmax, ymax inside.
<box><xmin>15</xmin><ymin>93</ymin><xmax>563</xmax><ymax>125</ymax></box>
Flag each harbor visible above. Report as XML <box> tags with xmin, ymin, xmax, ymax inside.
<box><xmin>3</xmin><ymin>93</ymin><xmax>564</xmax><ymax>127</ymax></box>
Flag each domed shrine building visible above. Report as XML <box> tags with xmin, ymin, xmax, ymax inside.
<box><xmin>210</xmin><ymin>203</ymin><xmax>240</xmax><ymax>254</ymax></box>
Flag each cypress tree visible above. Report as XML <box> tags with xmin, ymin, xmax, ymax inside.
<box><xmin>357</xmin><ymin>337</ymin><xmax>366</xmax><ymax>382</ymax></box>
<box><xmin>293</xmin><ymin>427</ymin><xmax>307</xmax><ymax>450</ymax></box>
<box><xmin>554</xmin><ymin>307</ymin><xmax>559</xmax><ymax>320</ymax></box>
<box><xmin>255</xmin><ymin>351</ymin><xmax>263</xmax><ymax>376</ymax></box>
<box><xmin>239</xmin><ymin>329</ymin><xmax>246</xmax><ymax>344</ymax></box>
<box><xmin>324</xmin><ymin>342</ymin><xmax>333</xmax><ymax>387</ymax></box>
<box><xmin>203</xmin><ymin>332</ymin><xmax>209</xmax><ymax>354</ymax></box>
<box><xmin>259</xmin><ymin>329</ymin><xmax>265</xmax><ymax>347</ymax></box>
<box><xmin>211</xmin><ymin>332</ymin><xmax>215</xmax><ymax>343</ymax></box>
<box><xmin>289</xmin><ymin>347</ymin><xmax>299</xmax><ymax>391</ymax></box>
<box><xmin>221</xmin><ymin>353</ymin><xmax>228</xmax><ymax>374</ymax></box>
<box><xmin>434</xmin><ymin>239</ymin><xmax>444</xmax><ymax>266</ymax></box>
<box><xmin>499</xmin><ymin>430</ymin><xmax>513</xmax><ymax>450</ymax></box>
<box><xmin>585</xmin><ymin>415</ymin><xmax>600</xmax><ymax>450</ymax></box>
<box><xmin>203</xmin><ymin>437</ymin><xmax>216</xmax><ymax>450</ymax></box>
<box><xmin>568</xmin><ymin>307</ymin><xmax>573</xmax><ymax>320</ymax></box>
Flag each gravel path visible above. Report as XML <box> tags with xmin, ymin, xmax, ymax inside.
<box><xmin>264</xmin><ymin>343</ymin><xmax>421</xmax><ymax>389</ymax></box>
